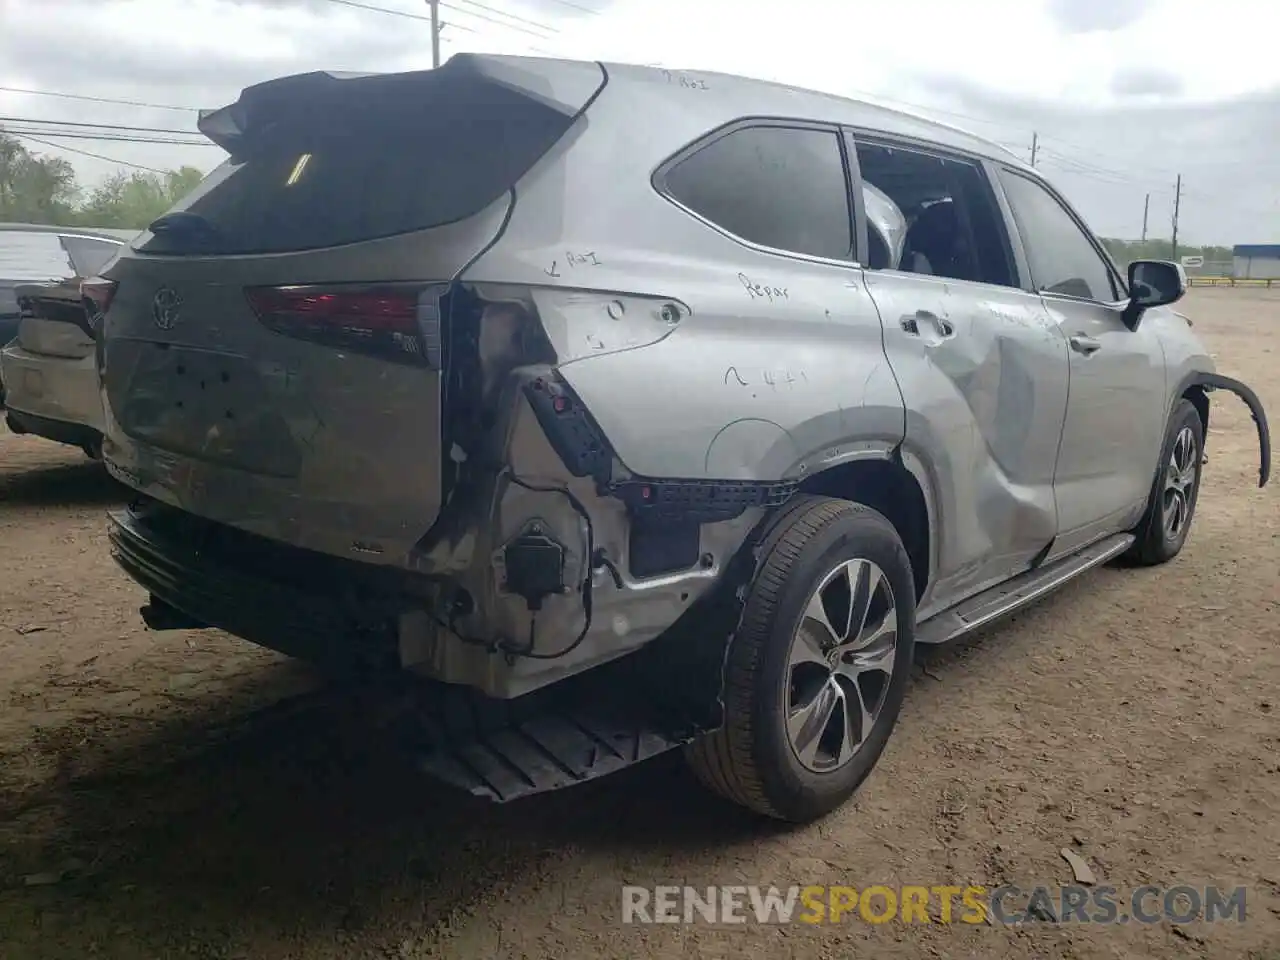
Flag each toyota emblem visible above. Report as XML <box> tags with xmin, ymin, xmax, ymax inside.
<box><xmin>151</xmin><ymin>287</ymin><xmax>183</xmax><ymax>330</ymax></box>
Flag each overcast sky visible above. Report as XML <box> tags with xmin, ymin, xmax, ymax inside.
<box><xmin>1</xmin><ymin>0</ymin><xmax>1276</xmax><ymax>246</ymax></box>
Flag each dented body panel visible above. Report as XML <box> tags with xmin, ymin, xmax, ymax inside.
<box><xmin>866</xmin><ymin>273</ymin><xmax>1070</xmax><ymax>618</ymax></box>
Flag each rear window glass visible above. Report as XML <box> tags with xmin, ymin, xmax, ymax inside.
<box><xmin>60</xmin><ymin>236</ymin><xmax>123</xmax><ymax>277</ymax></box>
<box><xmin>137</xmin><ymin>80</ymin><xmax>577</xmax><ymax>256</ymax></box>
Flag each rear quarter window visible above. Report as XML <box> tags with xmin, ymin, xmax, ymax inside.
<box><xmin>660</xmin><ymin>124</ymin><xmax>854</xmax><ymax>262</ymax></box>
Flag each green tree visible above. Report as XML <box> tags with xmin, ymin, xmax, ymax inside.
<box><xmin>0</xmin><ymin>130</ymin><xmax>205</xmax><ymax>230</ymax></box>
<box><xmin>79</xmin><ymin>165</ymin><xmax>206</xmax><ymax>230</ymax></box>
<box><xmin>1102</xmin><ymin>238</ymin><xmax>1233</xmax><ymax>275</ymax></box>
<box><xmin>0</xmin><ymin>133</ymin><xmax>79</xmax><ymax>223</ymax></box>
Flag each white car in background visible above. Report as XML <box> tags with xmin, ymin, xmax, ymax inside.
<box><xmin>0</xmin><ymin>223</ymin><xmax>133</xmax><ymax>457</ymax></box>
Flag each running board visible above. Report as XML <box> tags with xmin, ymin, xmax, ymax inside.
<box><xmin>916</xmin><ymin>533</ymin><xmax>1134</xmax><ymax>645</ymax></box>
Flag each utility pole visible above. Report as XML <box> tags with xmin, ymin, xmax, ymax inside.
<box><xmin>1171</xmin><ymin>174</ymin><xmax>1182</xmax><ymax>261</ymax></box>
<box><xmin>429</xmin><ymin>0</ymin><xmax>441</xmax><ymax>68</ymax></box>
<box><xmin>1029</xmin><ymin>132</ymin><xmax>1038</xmax><ymax>167</ymax></box>
<box><xmin>1141</xmin><ymin>193</ymin><xmax>1149</xmax><ymax>243</ymax></box>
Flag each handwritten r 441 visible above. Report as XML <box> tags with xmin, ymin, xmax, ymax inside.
<box><xmin>739</xmin><ymin>273</ymin><xmax>788</xmax><ymax>302</ymax></box>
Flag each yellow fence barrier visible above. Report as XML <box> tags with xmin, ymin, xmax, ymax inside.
<box><xmin>1187</xmin><ymin>276</ymin><xmax>1278</xmax><ymax>287</ymax></box>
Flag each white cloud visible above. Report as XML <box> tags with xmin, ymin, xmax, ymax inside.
<box><xmin>548</xmin><ymin>0</ymin><xmax>1280</xmax><ymax>106</ymax></box>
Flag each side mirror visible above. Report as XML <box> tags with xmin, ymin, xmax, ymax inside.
<box><xmin>1121</xmin><ymin>259</ymin><xmax>1187</xmax><ymax>329</ymax></box>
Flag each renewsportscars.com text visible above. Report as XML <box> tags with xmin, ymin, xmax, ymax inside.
<box><xmin>621</xmin><ymin>884</ymin><xmax>1248</xmax><ymax>925</ymax></box>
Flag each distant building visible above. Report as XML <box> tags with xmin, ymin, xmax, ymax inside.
<box><xmin>1232</xmin><ymin>244</ymin><xmax>1280</xmax><ymax>279</ymax></box>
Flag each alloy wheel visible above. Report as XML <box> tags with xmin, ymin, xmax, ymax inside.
<box><xmin>785</xmin><ymin>558</ymin><xmax>898</xmax><ymax>773</ymax></box>
<box><xmin>1163</xmin><ymin>425</ymin><xmax>1198</xmax><ymax>541</ymax></box>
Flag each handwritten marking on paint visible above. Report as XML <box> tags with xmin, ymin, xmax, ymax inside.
<box><xmin>662</xmin><ymin>70</ymin><xmax>709</xmax><ymax>90</ymax></box>
<box><xmin>724</xmin><ymin>366</ymin><xmax>804</xmax><ymax>389</ymax></box>
<box><xmin>738</xmin><ymin>273</ymin><xmax>789</xmax><ymax>302</ymax></box>
<box><xmin>567</xmin><ymin>251</ymin><xmax>602</xmax><ymax>267</ymax></box>
<box><xmin>545</xmin><ymin>260</ymin><xmax>562</xmax><ymax>278</ymax></box>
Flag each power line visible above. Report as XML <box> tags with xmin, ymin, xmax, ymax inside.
<box><xmin>7</xmin><ymin>132</ymin><xmax>171</xmax><ymax>174</ymax></box>
<box><xmin>542</xmin><ymin>0</ymin><xmax>600</xmax><ymax>12</ymax></box>
<box><xmin>0</xmin><ymin>84</ymin><xmax>199</xmax><ymax>113</ymax></box>
<box><xmin>318</xmin><ymin>0</ymin><xmax>557</xmax><ymax>39</ymax></box>
<box><xmin>1</xmin><ymin>128</ymin><xmax>211</xmax><ymax>146</ymax></box>
<box><xmin>320</xmin><ymin>0</ymin><xmax>476</xmax><ymax>32</ymax></box>
<box><xmin>1039</xmin><ymin>151</ymin><xmax>1149</xmax><ymax>187</ymax></box>
<box><xmin>0</xmin><ymin>116</ymin><xmax>197</xmax><ymax>137</ymax></box>
<box><xmin>450</xmin><ymin>0</ymin><xmax>558</xmax><ymax>34</ymax></box>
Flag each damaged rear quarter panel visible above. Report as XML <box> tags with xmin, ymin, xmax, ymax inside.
<box><xmin>459</xmin><ymin>70</ymin><xmax>905</xmax><ymax>483</ymax></box>
<box><xmin>552</xmin><ymin>276</ymin><xmax>903</xmax><ymax>481</ymax></box>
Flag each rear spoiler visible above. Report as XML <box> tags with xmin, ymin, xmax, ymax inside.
<box><xmin>196</xmin><ymin>54</ymin><xmax>604</xmax><ymax>157</ymax></box>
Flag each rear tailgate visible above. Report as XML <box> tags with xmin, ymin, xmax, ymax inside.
<box><xmin>15</xmin><ymin>279</ymin><xmax>97</xmax><ymax>358</ymax></box>
<box><xmin>1</xmin><ymin>232</ymin><xmax>80</xmax><ymax>349</ymax></box>
<box><xmin>100</xmin><ymin>55</ymin><xmax>605</xmax><ymax>566</ymax></box>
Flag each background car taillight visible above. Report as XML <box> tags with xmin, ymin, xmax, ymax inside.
<box><xmin>244</xmin><ymin>284</ymin><xmax>443</xmax><ymax>366</ymax></box>
<box><xmin>81</xmin><ymin>277</ymin><xmax>119</xmax><ymax>327</ymax></box>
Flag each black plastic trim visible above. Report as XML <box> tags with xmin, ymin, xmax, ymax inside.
<box><xmin>610</xmin><ymin>477</ymin><xmax>798</xmax><ymax>524</ymax></box>
<box><xmin>107</xmin><ymin>501</ymin><xmax>406</xmax><ymax>671</ymax></box>
<box><xmin>1190</xmin><ymin>372</ymin><xmax>1270</xmax><ymax>487</ymax></box>
<box><xmin>522</xmin><ymin>374</ymin><xmax>613</xmax><ymax>485</ymax></box>
<box><xmin>4</xmin><ymin>409</ymin><xmax>101</xmax><ymax>451</ymax></box>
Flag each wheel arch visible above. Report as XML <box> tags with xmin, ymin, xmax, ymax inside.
<box><xmin>1182</xmin><ymin>382</ymin><xmax>1210</xmax><ymax>438</ymax></box>
<box><xmin>1172</xmin><ymin>369</ymin><xmax>1270</xmax><ymax>488</ymax></box>
<box><xmin>797</xmin><ymin>455</ymin><xmax>932</xmax><ymax>603</ymax></box>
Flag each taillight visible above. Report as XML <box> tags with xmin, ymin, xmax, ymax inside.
<box><xmin>81</xmin><ymin>277</ymin><xmax>119</xmax><ymax>323</ymax></box>
<box><xmin>244</xmin><ymin>284</ymin><xmax>441</xmax><ymax>366</ymax></box>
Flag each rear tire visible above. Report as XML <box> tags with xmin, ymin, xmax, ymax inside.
<box><xmin>684</xmin><ymin>495</ymin><xmax>916</xmax><ymax>823</ymax></box>
<box><xmin>1124</xmin><ymin>398</ymin><xmax>1204</xmax><ymax>566</ymax></box>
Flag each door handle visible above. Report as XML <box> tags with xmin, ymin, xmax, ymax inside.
<box><xmin>1069</xmin><ymin>334</ymin><xmax>1102</xmax><ymax>355</ymax></box>
<box><xmin>901</xmin><ymin>310</ymin><xmax>954</xmax><ymax>338</ymax></box>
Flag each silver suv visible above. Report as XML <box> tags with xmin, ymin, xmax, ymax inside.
<box><xmin>96</xmin><ymin>55</ymin><xmax>1270</xmax><ymax>823</ymax></box>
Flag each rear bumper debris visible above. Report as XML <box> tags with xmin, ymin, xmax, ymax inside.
<box><xmin>107</xmin><ymin>496</ymin><xmax>717</xmax><ymax>800</ymax></box>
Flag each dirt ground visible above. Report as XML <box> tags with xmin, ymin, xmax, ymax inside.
<box><xmin>0</xmin><ymin>287</ymin><xmax>1277</xmax><ymax>960</ymax></box>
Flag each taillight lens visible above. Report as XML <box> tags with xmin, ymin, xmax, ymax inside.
<box><xmin>244</xmin><ymin>284</ymin><xmax>440</xmax><ymax>366</ymax></box>
<box><xmin>81</xmin><ymin>276</ymin><xmax>119</xmax><ymax>325</ymax></box>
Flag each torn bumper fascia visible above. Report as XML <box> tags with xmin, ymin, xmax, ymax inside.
<box><xmin>404</xmin><ymin>360</ymin><xmax>770</xmax><ymax>701</ymax></box>
<box><xmin>1195</xmin><ymin>373</ymin><xmax>1271</xmax><ymax>487</ymax></box>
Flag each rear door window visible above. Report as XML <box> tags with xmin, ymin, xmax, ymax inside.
<box><xmin>660</xmin><ymin>124</ymin><xmax>854</xmax><ymax>261</ymax></box>
<box><xmin>853</xmin><ymin>139</ymin><xmax>1017</xmax><ymax>287</ymax></box>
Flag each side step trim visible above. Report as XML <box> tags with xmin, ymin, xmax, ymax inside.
<box><xmin>916</xmin><ymin>532</ymin><xmax>1134</xmax><ymax>646</ymax></box>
